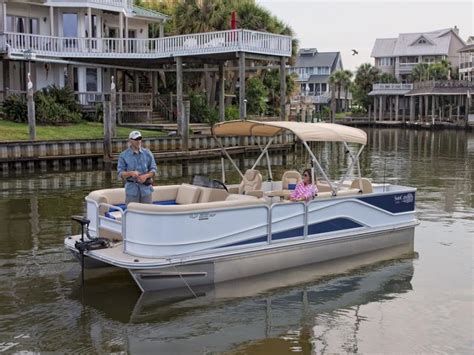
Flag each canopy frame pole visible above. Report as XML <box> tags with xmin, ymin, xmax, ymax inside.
<box><xmin>251</xmin><ymin>137</ymin><xmax>275</xmax><ymax>171</ymax></box>
<box><xmin>256</xmin><ymin>139</ymin><xmax>273</xmax><ymax>181</ymax></box>
<box><xmin>342</xmin><ymin>142</ymin><xmax>365</xmax><ymax>191</ymax></box>
<box><xmin>356</xmin><ymin>145</ymin><xmax>365</xmax><ymax>191</ymax></box>
<box><xmin>221</xmin><ymin>156</ymin><xmax>226</xmax><ymax>183</ymax></box>
<box><xmin>213</xmin><ymin>135</ymin><xmax>244</xmax><ymax>179</ymax></box>
<box><xmin>335</xmin><ymin>145</ymin><xmax>364</xmax><ymax>194</ymax></box>
<box><xmin>301</xmin><ymin>140</ymin><xmax>334</xmax><ymax>193</ymax></box>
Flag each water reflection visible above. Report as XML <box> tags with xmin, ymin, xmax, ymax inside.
<box><xmin>68</xmin><ymin>246</ymin><xmax>415</xmax><ymax>353</ymax></box>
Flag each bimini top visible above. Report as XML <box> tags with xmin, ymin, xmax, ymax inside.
<box><xmin>212</xmin><ymin>120</ymin><xmax>367</xmax><ymax>145</ymax></box>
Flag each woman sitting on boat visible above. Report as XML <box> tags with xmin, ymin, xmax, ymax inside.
<box><xmin>289</xmin><ymin>169</ymin><xmax>318</xmax><ymax>201</ymax></box>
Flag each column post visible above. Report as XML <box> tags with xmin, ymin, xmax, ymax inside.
<box><xmin>409</xmin><ymin>96</ymin><xmax>415</xmax><ymax>122</ymax></box>
<box><xmin>280</xmin><ymin>56</ymin><xmax>287</xmax><ymax>121</ymax></box>
<box><xmin>110</xmin><ymin>76</ymin><xmax>117</xmax><ymax>138</ymax></box>
<box><xmin>239</xmin><ymin>52</ymin><xmax>246</xmax><ymax>119</ymax></box>
<box><xmin>379</xmin><ymin>95</ymin><xmax>383</xmax><ymax>121</ymax></box>
<box><xmin>27</xmin><ymin>74</ymin><xmax>36</xmax><ymax>141</ymax></box>
<box><xmin>219</xmin><ymin>62</ymin><xmax>225</xmax><ymax>122</ymax></box>
<box><xmin>395</xmin><ymin>95</ymin><xmax>399</xmax><ymax>121</ymax></box>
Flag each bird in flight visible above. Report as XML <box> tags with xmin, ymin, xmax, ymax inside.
<box><xmin>352</xmin><ymin>49</ymin><xmax>359</xmax><ymax>56</ymax></box>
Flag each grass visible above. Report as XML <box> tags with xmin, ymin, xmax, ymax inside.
<box><xmin>0</xmin><ymin>120</ymin><xmax>165</xmax><ymax>141</ymax></box>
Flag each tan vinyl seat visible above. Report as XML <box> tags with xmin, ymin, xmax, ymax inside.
<box><xmin>238</xmin><ymin>169</ymin><xmax>263</xmax><ymax>196</ymax></box>
<box><xmin>225</xmin><ymin>194</ymin><xmax>259</xmax><ymax>201</ymax></box>
<box><xmin>175</xmin><ymin>184</ymin><xmax>202</xmax><ymax>204</ymax></box>
<box><xmin>281</xmin><ymin>170</ymin><xmax>302</xmax><ymax>190</ymax></box>
<box><xmin>350</xmin><ymin>178</ymin><xmax>373</xmax><ymax>194</ymax></box>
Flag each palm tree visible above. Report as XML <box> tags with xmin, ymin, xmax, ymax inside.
<box><xmin>351</xmin><ymin>63</ymin><xmax>380</xmax><ymax>110</ymax></box>
<box><xmin>410</xmin><ymin>63</ymin><xmax>430</xmax><ymax>82</ymax></box>
<box><xmin>379</xmin><ymin>72</ymin><xmax>398</xmax><ymax>83</ymax></box>
<box><xmin>341</xmin><ymin>69</ymin><xmax>353</xmax><ymax>112</ymax></box>
<box><xmin>328</xmin><ymin>73</ymin><xmax>339</xmax><ymax>122</ymax></box>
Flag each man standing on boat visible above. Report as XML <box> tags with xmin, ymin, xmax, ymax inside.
<box><xmin>117</xmin><ymin>130</ymin><xmax>157</xmax><ymax>204</ymax></box>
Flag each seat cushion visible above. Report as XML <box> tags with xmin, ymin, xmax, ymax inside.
<box><xmin>176</xmin><ymin>184</ymin><xmax>201</xmax><ymax>205</ymax></box>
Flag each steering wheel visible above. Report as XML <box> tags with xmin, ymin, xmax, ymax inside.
<box><xmin>212</xmin><ymin>179</ymin><xmax>229</xmax><ymax>192</ymax></box>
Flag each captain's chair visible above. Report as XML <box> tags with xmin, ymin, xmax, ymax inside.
<box><xmin>238</xmin><ymin>169</ymin><xmax>263</xmax><ymax>197</ymax></box>
<box><xmin>350</xmin><ymin>178</ymin><xmax>373</xmax><ymax>194</ymax></box>
<box><xmin>282</xmin><ymin>170</ymin><xmax>302</xmax><ymax>190</ymax></box>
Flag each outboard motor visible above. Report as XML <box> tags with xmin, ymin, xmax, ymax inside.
<box><xmin>71</xmin><ymin>215</ymin><xmax>110</xmax><ymax>286</ymax></box>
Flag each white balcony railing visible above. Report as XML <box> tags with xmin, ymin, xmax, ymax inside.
<box><xmin>373</xmin><ymin>83</ymin><xmax>413</xmax><ymax>90</ymax></box>
<box><xmin>4</xmin><ymin>29</ymin><xmax>292</xmax><ymax>59</ymax></box>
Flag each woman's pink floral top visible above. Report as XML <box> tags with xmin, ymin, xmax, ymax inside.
<box><xmin>289</xmin><ymin>182</ymin><xmax>318</xmax><ymax>201</ymax></box>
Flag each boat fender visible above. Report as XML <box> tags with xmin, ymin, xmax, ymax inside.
<box><xmin>75</xmin><ymin>238</ymin><xmax>110</xmax><ymax>253</ymax></box>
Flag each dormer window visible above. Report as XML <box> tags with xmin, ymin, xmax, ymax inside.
<box><xmin>418</xmin><ymin>38</ymin><xmax>427</xmax><ymax>44</ymax></box>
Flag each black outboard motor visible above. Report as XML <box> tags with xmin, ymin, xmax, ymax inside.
<box><xmin>71</xmin><ymin>215</ymin><xmax>110</xmax><ymax>286</ymax></box>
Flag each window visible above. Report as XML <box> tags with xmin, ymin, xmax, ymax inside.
<box><xmin>63</xmin><ymin>13</ymin><xmax>78</xmax><ymax>37</ymax></box>
<box><xmin>417</xmin><ymin>38</ymin><xmax>427</xmax><ymax>44</ymax></box>
<box><xmin>321</xmin><ymin>83</ymin><xmax>327</xmax><ymax>92</ymax></box>
<box><xmin>86</xmin><ymin>68</ymin><xmax>98</xmax><ymax>92</ymax></box>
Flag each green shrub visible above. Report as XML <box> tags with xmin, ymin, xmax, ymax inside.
<box><xmin>34</xmin><ymin>91</ymin><xmax>81</xmax><ymax>124</ymax></box>
<box><xmin>188</xmin><ymin>91</ymin><xmax>219</xmax><ymax>126</ymax></box>
<box><xmin>225</xmin><ymin>105</ymin><xmax>239</xmax><ymax>120</ymax></box>
<box><xmin>2</xmin><ymin>85</ymin><xmax>82</xmax><ymax>124</ymax></box>
<box><xmin>1</xmin><ymin>94</ymin><xmax>28</xmax><ymax>122</ymax></box>
<box><xmin>42</xmin><ymin>85</ymin><xmax>80</xmax><ymax>113</ymax></box>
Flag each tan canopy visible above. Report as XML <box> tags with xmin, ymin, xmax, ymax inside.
<box><xmin>212</xmin><ymin>120</ymin><xmax>367</xmax><ymax>145</ymax></box>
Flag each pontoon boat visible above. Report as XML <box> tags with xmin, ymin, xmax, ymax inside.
<box><xmin>64</xmin><ymin>120</ymin><xmax>418</xmax><ymax>292</ymax></box>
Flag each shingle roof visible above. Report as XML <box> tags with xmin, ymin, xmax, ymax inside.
<box><xmin>295</xmin><ymin>50</ymin><xmax>340</xmax><ymax>69</ymax></box>
<box><xmin>371</xmin><ymin>28</ymin><xmax>461</xmax><ymax>57</ymax></box>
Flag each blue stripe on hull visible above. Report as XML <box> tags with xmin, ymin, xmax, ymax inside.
<box><xmin>358</xmin><ymin>192</ymin><xmax>415</xmax><ymax>214</ymax></box>
<box><xmin>216</xmin><ymin>217</ymin><xmax>365</xmax><ymax>249</ymax></box>
<box><xmin>217</xmin><ymin>235</ymin><xmax>268</xmax><ymax>248</ymax></box>
<box><xmin>307</xmin><ymin>218</ymin><xmax>362</xmax><ymax>235</ymax></box>
<box><xmin>272</xmin><ymin>226</ymin><xmax>304</xmax><ymax>240</ymax></box>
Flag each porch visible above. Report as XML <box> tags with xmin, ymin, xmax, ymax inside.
<box><xmin>3</xmin><ymin>29</ymin><xmax>292</xmax><ymax>60</ymax></box>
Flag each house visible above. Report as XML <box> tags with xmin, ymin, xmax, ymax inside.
<box><xmin>0</xmin><ymin>0</ymin><xmax>168</xmax><ymax>96</ymax></box>
<box><xmin>0</xmin><ymin>0</ymin><xmax>293</xmax><ymax>122</ymax></box>
<box><xmin>371</xmin><ymin>27</ymin><xmax>466</xmax><ymax>83</ymax></box>
<box><xmin>459</xmin><ymin>36</ymin><xmax>473</xmax><ymax>81</ymax></box>
<box><xmin>288</xmin><ymin>48</ymin><xmax>350</xmax><ymax>109</ymax></box>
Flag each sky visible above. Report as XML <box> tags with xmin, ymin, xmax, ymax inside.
<box><xmin>257</xmin><ymin>0</ymin><xmax>474</xmax><ymax>71</ymax></box>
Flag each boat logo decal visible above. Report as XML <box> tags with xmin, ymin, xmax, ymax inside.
<box><xmin>190</xmin><ymin>212</ymin><xmax>216</xmax><ymax>221</ymax></box>
<box><xmin>394</xmin><ymin>193</ymin><xmax>414</xmax><ymax>204</ymax></box>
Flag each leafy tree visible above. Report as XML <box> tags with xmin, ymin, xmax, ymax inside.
<box><xmin>246</xmin><ymin>76</ymin><xmax>268</xmax><ymax>115</ymax></box>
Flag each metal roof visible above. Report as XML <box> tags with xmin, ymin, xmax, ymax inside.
<box><xmin>294</xmin><ymin>50</ymin><xmax>340</xmax><ymax>69</ymax></box>
<box><xmin>371</xmin><ymin>28</ymin><xmax>463</xmax><ymax>57</ymax></box>
<box><xmin>132</xmin><ymin>5</ymin><xmax>169</xmax><ymax>21</ymax></box>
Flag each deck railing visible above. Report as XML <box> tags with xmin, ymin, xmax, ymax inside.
<box><xmin>413</xmin><ymin>80</ymin><xmax>474</xmax><ymax>89</ymax></box>
<box><xmin>4</xmin><ymin>29</ymin><xmax>292</xmax><ymax>58</ymax></box>
<box><xmin>373</xmin><ymin>83</ymin><xmax>413</xmax><ymax>90</ymax></box>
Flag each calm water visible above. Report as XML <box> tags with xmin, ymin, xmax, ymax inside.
<box><xmin>0</xmin><ymin>128</ymin><xmax>472</xmax><ymax>354</ymax></box>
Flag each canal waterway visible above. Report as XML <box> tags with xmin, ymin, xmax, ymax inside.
<box><xmin>0</xmin><ymin>128</ymin><xmax>472</xmax><ymax>353</ymax></box>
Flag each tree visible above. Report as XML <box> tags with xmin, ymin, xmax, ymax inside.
<box><xmin>246</xmin><ymin>77</ymin><xmax>269</xmax><ymax>115</ymax></box>
<box><xmin>329</xmin><ymin>69</ymin><xmax>353</xmax><ymax>114</ymax></box>
<box><xmin>410</xmin><ymin>63</ymin><xmax>430</xmax><ymax>82</ymax></box>
<box><xmin>341</xmin><ymin>69</ymin><xmax>353</xmax><ymax>112</ymax></box>
<box><xmin>378</xmin><ymin>72</ymin><xmax>398</xmax><ymax>83</ymax></box>
<box><xmin>351</xmin><ymin>63</ymin><xmax>380</xmax><ymax>110</ymax></box>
